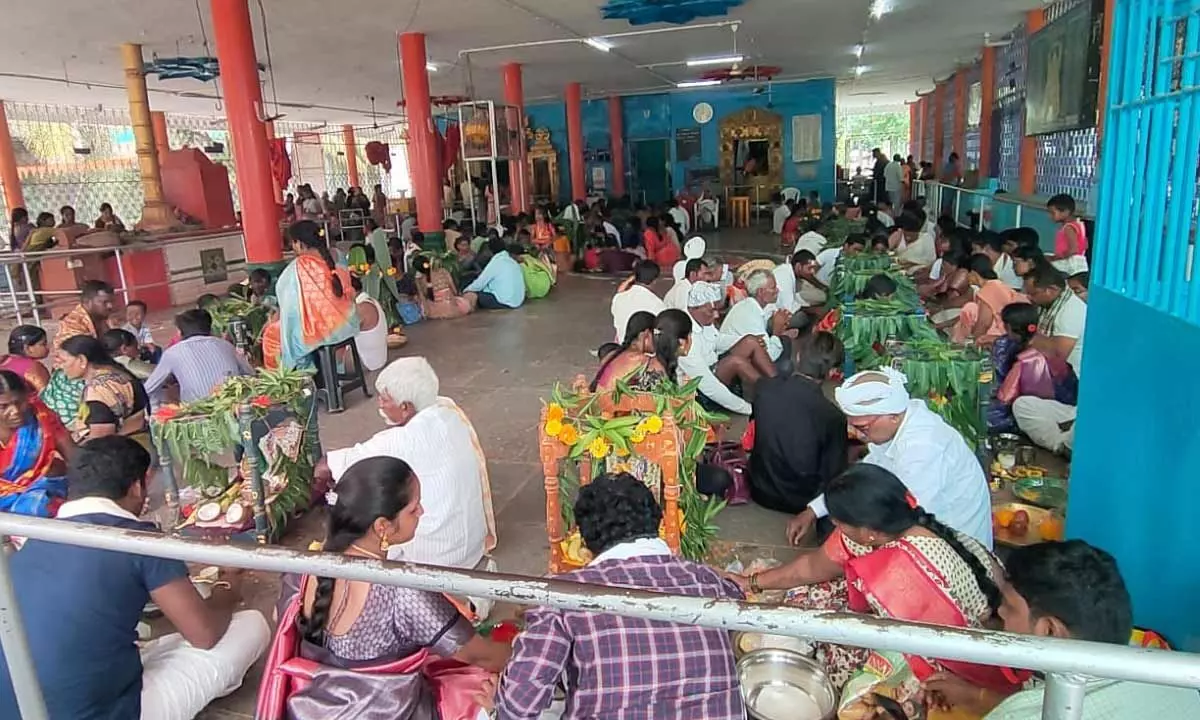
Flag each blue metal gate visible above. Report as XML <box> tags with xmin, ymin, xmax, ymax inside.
<box><xmin>1071</xmin><ymin>0</ymin><xmax>1200</xmax><ymax>650</ymax></box>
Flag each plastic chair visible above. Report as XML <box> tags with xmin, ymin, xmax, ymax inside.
<box><xmin>781</xmin><ymin>187</ymin><xmax>802</xmax><ymax>204</ymax></box>
<box><xmin>313</xmin><ymin>337</ymin><xmax>371</xmax><ymax>414</ymax></box>
<box><xmin>694</xmin><ymin>198</ymin><xmax>720</xmax><ymax>230</ymax></box>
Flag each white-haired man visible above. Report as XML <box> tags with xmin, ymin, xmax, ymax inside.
<box><xmin>316</xmin><ymin>357</ymin><xmax>497</xmax><ymax>613</ymax></box>
<box><xmin>677</xmin><ymin>282</ymin><xmax>780</xmax><ymax>416</ymax></box>
<box><xmin>717</xmin><ymin>269</ymin><xmax>796</xmax><ymax>367</ymax></box>
<box><xmin>786</xmin><ymin>368</ymin><xmax>993</xmax><ymax>548</ymax></box>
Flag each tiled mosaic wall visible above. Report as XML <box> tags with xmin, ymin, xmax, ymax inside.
<box><xmin>985</xmin><ymin>0</ymin><xmax>1100</xmax><ymax>205</ymax></box>
<box><xmin>5</xmin><ymin>104</ymin><xmax>145</xmax><ymax>229</ymax></box>
<box><xmin>962</xmin><ymin>62</ymin><xmax>983</xmax><ymax>170</ymax></box>
<box><xmin>993</xmin><ymin>23</ymin><xmax>1028</xmax><ymax>192</ymax></box>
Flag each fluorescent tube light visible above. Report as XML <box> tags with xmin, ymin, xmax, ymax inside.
<box><xmin>870</xmin><ymin>0</ymin><xmax>891</xmax><ymax>19</ymax></box>
<box><xmin>677</xmin><ymin>79</ymin><xmax>722</xmax><ymax>88</ymax></box>
<box><xmin>686</xmin><ymin>55</ymin><xmax>744</xmax><ymax>67</ymax></box>
<box><xmin>426</xmin><ymin>62</ymin><xmax>438</xmax><ymax>72</ymax></box>
<box><xmin>584</xmin><ymin>37</ymin><xmax>613</xmax><ymax>53</ymax></box>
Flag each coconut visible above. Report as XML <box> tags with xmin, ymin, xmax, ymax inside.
<box><xmin>225</xmin><ymin>503</ymin><xmax>247</xmax><ymax>525</ymax></box>
<box><xmin>195</xmin><ymin>502</ymin><xmax>223</xmax><ymax>523</ymax></box>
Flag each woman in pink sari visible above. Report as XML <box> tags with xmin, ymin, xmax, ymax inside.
<box><xmin>257</xmin><ymin>456</ymin><xmax>510</xmax><ymax>720</ymax></box>
<box><xmin>734</xmin><ymin>465</ymin><xmax>1026</xmax><ymax>716</ymax></box>
<box><xmin>951</xmin><ymin>253</ymin><xmax>1028</xmax><ymax>346</ymax></box>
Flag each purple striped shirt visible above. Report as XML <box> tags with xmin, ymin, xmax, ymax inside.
<box><xmin>143</xmin><ymin>335</ymin><xmax>252</xmax><ymax>403</ymax></box>
<box><xmin>497</xmin><ymin>555</ymin><xmax>746</xmax><ymax>720</ymax></box>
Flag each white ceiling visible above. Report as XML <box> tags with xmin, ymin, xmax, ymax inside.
<box><xmin>0</xmin><ymin>0</ymin><xmax>1042</xmax><ymax>124</ymax></box>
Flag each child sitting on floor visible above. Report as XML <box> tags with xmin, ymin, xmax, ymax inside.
<box><xmin>122</xmin><ymin>300</ymin><xmax>161</xmax><ymax>363</ymax></box>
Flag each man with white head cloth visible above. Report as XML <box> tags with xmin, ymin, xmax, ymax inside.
<box><xmin>717</xmin><ymin>269</ymin><xmax>797</xmax><ymax>372</ymax></box>
<box><xmin>677</xmin><ymin>281</ymin><xmax>778</xmax><ymax>416</ymax></box>
<box><xmin>316</xmin><ymin>356</ymin><xmax>498</xmax><ymax>616</ymax></box>
<box><xmin>786</xmin><ymin>367</ymin><xmax>993</xmax><ymax>548</ymax></box>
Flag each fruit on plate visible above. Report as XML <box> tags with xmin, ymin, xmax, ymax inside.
<box><xmin>994</xmin><ymin>508</ymin><xmax>1015</xmax><ymax>529</ymax></box>
<box><xmin>196</xmin><ymin>502</ymin><xmax>222</xmax><ymax>523</ymax></box>
<box><xmin>560</xmin><ymin>530</ymin><xmax>593</xmax><ymax>566</ymax></box>
<box><xmin>1039</xmin><ymin>515</ymin><xmax>1065</xmax><ymax>541</ymax></box>
<box><xmin>1009</xmin><ymin>510</ymin><xmax>1030</xmax><ymax>537</ymax></box>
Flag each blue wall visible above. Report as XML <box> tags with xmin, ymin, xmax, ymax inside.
<box><xmin>1067</xmin><ymin>288</ymin><xmax>1200</xmax><ymax>651</ymax></box>
<box><xmin>525</xmin><ymin>79</ymin><xmax>837</xmax><ymax>204</ymax></box>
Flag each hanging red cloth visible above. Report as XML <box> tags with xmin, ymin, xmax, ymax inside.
<box><xmin>442</xmin><ymin>123</ymin><xmax>461</xmax><ymax>176</ymax></box>
<box><xmin>268</xmin><ymin>138</ymin><xmax>292</xmax><ymax>191</ymax></box>
<box><xmin>364</xmin><ymin>141</ymin><xmax>391</xmax><ymax>172</ymax></box>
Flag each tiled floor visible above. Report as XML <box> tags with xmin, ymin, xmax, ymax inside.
<box><xmin>197</xmin><ymin>228</ymin><xmax>798</xmax><ymax>717</ymax></box>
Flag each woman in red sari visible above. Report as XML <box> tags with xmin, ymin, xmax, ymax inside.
<box><xmin>0</xmin><ymin>370</ymin><xmax>73</xmax><ymax>517</ymax></box>
<box><xmin>734</xmin><ymin>464</ymin><xmax>1025</xmax><ymax>715</ymax></box>
<box><xmin>257</xmin><ymin>456</ymin><xmax>509</xmax><ymax>720</ymax></box>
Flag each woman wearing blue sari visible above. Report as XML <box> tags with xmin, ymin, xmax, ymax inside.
<box><xmin>0</xmin><ymin>370</ymin><xmax>74</xmax><ymax>516</ymax></box>
<box><xmin>262</xmin><ymin>221</ymin><xmax>359</xmax><ymax>370</ymax></box>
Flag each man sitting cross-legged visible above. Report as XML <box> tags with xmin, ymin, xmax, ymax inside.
<box><xmin>678</xmin><ymin>281</ymin><xmax>777</xmax><ymax>415</ymax></box>
<box><xmin>0</xmin><ymin>435</ymin><xmax>269</xmax><ymax>720</ymax></box>
<box><xmin>315</xmin><ymin>355</ymin><xmax>498</xmax><ymax>617</ymax></box>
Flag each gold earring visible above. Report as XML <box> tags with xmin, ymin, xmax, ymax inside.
<box><xmin>379</xmin><ymin>536</ymin><xmax>390</xmax><ymax>553</ymax></box>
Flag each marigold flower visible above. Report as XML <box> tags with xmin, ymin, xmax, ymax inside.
<box><xmin>546</xmin><ymin>403</ymin><xmax>565</xmax><ymax>423</ymax></box>
<box><xmin>588</xmin><ymin>437</ymin><xmax>610</xmax><ymax>459</ymax></box>
<box><xmin>558</xmin><ymin>424</ymin><xmax>579</xmax><ymax>445</ymax></box>
<box><xmin>544</xmin><ymin>419</ymin><xmax>563</xmax><ymax>437</ymax></box>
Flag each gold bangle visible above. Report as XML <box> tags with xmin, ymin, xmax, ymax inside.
<box><xmin>749</xmin><ymin>573</ymin><xmax>762</xmax><ymax>594</ymax></box>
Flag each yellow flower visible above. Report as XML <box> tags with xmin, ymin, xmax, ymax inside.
<box><xmin>641</xmin><ymin>415</ymin><xmax>664</xmax><ymax>434</ymax></box>
<box><xmin>386</xmin><ymin>266</ymin><xmax>398</xmax><ymax>277</ymax></box>
<box><xmin>546</xmin><ymin>403</ymin><xmax>565</xmax><ymax>423</ymax></box>
<box><xmin>615</xmin><ymin>445</ymin><xmax>630</xmax><ymax>457</ymax></box>
<box><xmin>630</xmin><ymin>429</ymin><xmax>646</xmax><ymax>444</ymax></box>
<box><xmin>544</xmin><ymin>419</ymin><xmax>563</xmax><ymax>437</ymax></box>
<box><xmin>558</xmin><ymin>424</ymin><xmax>579</xmax><ymax>445</ymax></box>
<box><xmin>588</xmin><ymin>437</ymin><xmax>610</xmax><ymax>459</ymax></box>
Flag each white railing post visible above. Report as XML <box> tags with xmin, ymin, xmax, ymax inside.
<box><xmin>2</xmin><ymin>264</ymin><xmax>22</xmax><ymax>325</ymax></box>
<box><xmin>0</xmin><ymin>540</ymin><xmax>49</xmax><ymax>720</ymax></box>
<box><xmin>113</xmin><ymin>247</ymin><xmax>130</xmax><ymax>307</ymax></box>
<box><xmin>1015</xmin><ymin>203</ymin><xmax>1023</xmax><ymax>228</ymax></box>
<box><xmin>954</xmin><ymin>188</ymin><xmax>962</xmax><ymax>224</ymax></box>
<box><xmin>1042</xmin><ymin>673</ymin><xmax>1088</xmax><ymax>720</ymax></box>
<box><xmin>19</xmin><ymin>260</ymin><xmax>39</xmax><ymax>326</ymax></box>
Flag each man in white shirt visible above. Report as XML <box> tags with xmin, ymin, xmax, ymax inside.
<box><xmin>772</xmin><ymin>198</ymin><xmax>794</xmax><ymax>236</ymax></box>
<box><xmin>678</xmin><ymin>282</ymin><xmax>779</xmax><ymax>416</ymax></box>
<box><xmin>787</xmin><ymin>368</ymin><xmax>992</xmax><ymax>548</ymax></box>
<box><xmin>718</xmin><ymin>269</ymin><xmax>796</xmax><ymax>367</ymax></box>
<box><xmin>667</xmin><ymin>198</ymin><xmax>691</xmax><ymax>236</ymax></box>
<box><xmin>815</xmin><ymin>234</ymin><xmax>867</xmax><ymax>286</ymax></box>
<box><xmin>897</xmin><ymin>212</ymin><xmax>937</xmax><ymax>269</ymax></box>
<box><xmin>794</xmin><ymin>224</ymin><xmax>826</xmax><ymax>256</ymax></box>
<box><xmin>974</xmin><ymin>231</ymin><xmax>1023</xmax><ymax>289</ymax></box>
<box><xmin>319</xmin><ymin>357</ymin><xmax>498</xmax><ymax>612</ymax></box>
<box><xmin>923</xmin><ymin>541</ymin><xmax>1200</xmax><ymax>720</ymax></box>
<box><xmin>610</xmin><ymin>261</ymin><xmax>666</xmax><ymax>341</ymax></box>
<box><xmin>664</xmin><ymin>258</ymin><xmax>706</xmax><ymax>310</ymax></box>
<box><xmin>884</xmin><ymin>154</ymin><xmax>904</xmax><ymax>206</ymax></box>
<box><xmin>774</xmin><ymin>250</ymin><xmax>828</xmax><ymax>312</ymax></box>
<box><xmin>1013</xmin><ymin>266</ymin><xmax>1087</xmax><ymax>455</ymax></box>
<box><xmin>876</xmin><ymin>199</ymin><xmax>895</xmax><ymax>228</ymax></box>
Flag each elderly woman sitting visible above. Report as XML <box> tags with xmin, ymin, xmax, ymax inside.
<box><xmin>315</xmin><ymin>356</ymin><xmax>497</xmax><ymax>619</ymax></box>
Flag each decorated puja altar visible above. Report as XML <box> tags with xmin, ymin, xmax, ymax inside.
<box><xmin>151</xmin><ymin>367</ymin><xmax>321</xmax><ymax>543</ymax></box>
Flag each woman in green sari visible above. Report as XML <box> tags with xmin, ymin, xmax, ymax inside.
<box><xmin>347</xmin><ymin>219</ymin><xmax>403</xmax><ymax>329</ymax></box>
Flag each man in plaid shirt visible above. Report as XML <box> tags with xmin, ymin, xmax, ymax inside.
<box><xmin>496</xmin><ymin>473</ymin><xmax>745</xmax><ymax>719</ymax></box>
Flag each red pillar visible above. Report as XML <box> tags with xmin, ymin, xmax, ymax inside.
<box><xmin>909</xmin><ymin>103</ymin><xmax>918</xmax><ymax>159</ymax></box>
<box><xmin>978</xmin><ymin>47</ymin><xmax>996</xmax><ymax>177</ymax></box>
<box><xmin>211</xmin><ymin>0</ymin><xmax>281</xmax><ymax>263</ymax></box>
<box><xmin>565</xmin><ymin>82</ymin><xmax>586</xmax><ymax>202</ymax></box>
<box><xmin>608</xmin><ymin>96</ymin><xmax>626</xmax><ymax>198</ymax></box>
<box><xmin>502</xmin><ymin>63</ymin><xmax>529</xmax><ymax>214</ymax></box>
<box><xmin>1096</xmin><ymin>0</ymin><xmax>1117</xmax><ymax>141</ymax></box>
<box><xmin>0</xmin><ymin>101</ymin><xmax>25</xmax><ymax>213</ymax></box>
<box><xmin>342</xmin><ymin>125</ymin><xmax>360</xmax><ymax>188</ymax></box>
<box><xmin>933</xmin><ymin>83</ymin><xmax>946</xmax><ymax>172</ymax></box>
<box><xmin>399</xmin><ymin>32</ymin><xmax>443</xmax><ymax>233</ymax></box>
<box><xmin>1020</xmin><ymin>9</ymin><xmax>1047</xmax><ymax>195</ymax></box>
<box><xmin>264</xmin><ymin>121</ymin><xmax>283</xmax><ymax>202</ymax></box>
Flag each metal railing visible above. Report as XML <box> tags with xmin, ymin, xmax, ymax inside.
<box><xmin>914</xmin><ymin>181</ymin><xmax>1095</xmax><ymax>249</ymax></box>
<box><xmin>0</xmin><ymin>231</ymin><xmax>252</xmax><ymax>326</ymax></box>
<box><xmin>0</xmin><ymin>514</ymin><xmax>1197</xmax><ymax>720</ymax></box>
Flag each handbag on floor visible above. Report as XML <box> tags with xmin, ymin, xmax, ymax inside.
<box><xmin>702</xmin><ymin>441</ymin><xmax>751</xmax><ymax>505</ymax></box>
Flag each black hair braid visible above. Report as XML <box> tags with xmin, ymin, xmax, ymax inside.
<box><xmin>915</xmin><ymin>510</ymin><xmax>1001</xmax><ymax>613</ymax></box>
<box><xmin>300</xmin><ymin>528</ymin><xmax>360</xmax><ymax>645</ymax></box>
<box><xmin>317</xmin><ymin>246</ymin><xmax>345</xmax><ymax>298</ymax></box>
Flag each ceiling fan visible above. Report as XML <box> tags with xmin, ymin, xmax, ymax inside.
<box><xmin>699</xmin><ymin>63</ymin><xmax>782</xmax><ymax>82</ymax></box>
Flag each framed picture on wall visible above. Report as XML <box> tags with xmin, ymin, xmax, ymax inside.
<box><xmin>791</xmin><ymin>115</ymin><xmax>822</xmax><ymax>163</ymax></box>
<box><xmin>968</xmin><ymin>81</ymin><xmax>983</xmax><ymax>127</ymax></box>
<box><xmin>675</xmin><ymin>127</ymin><xmax>702</xmax><ymax>162</ymax></box>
